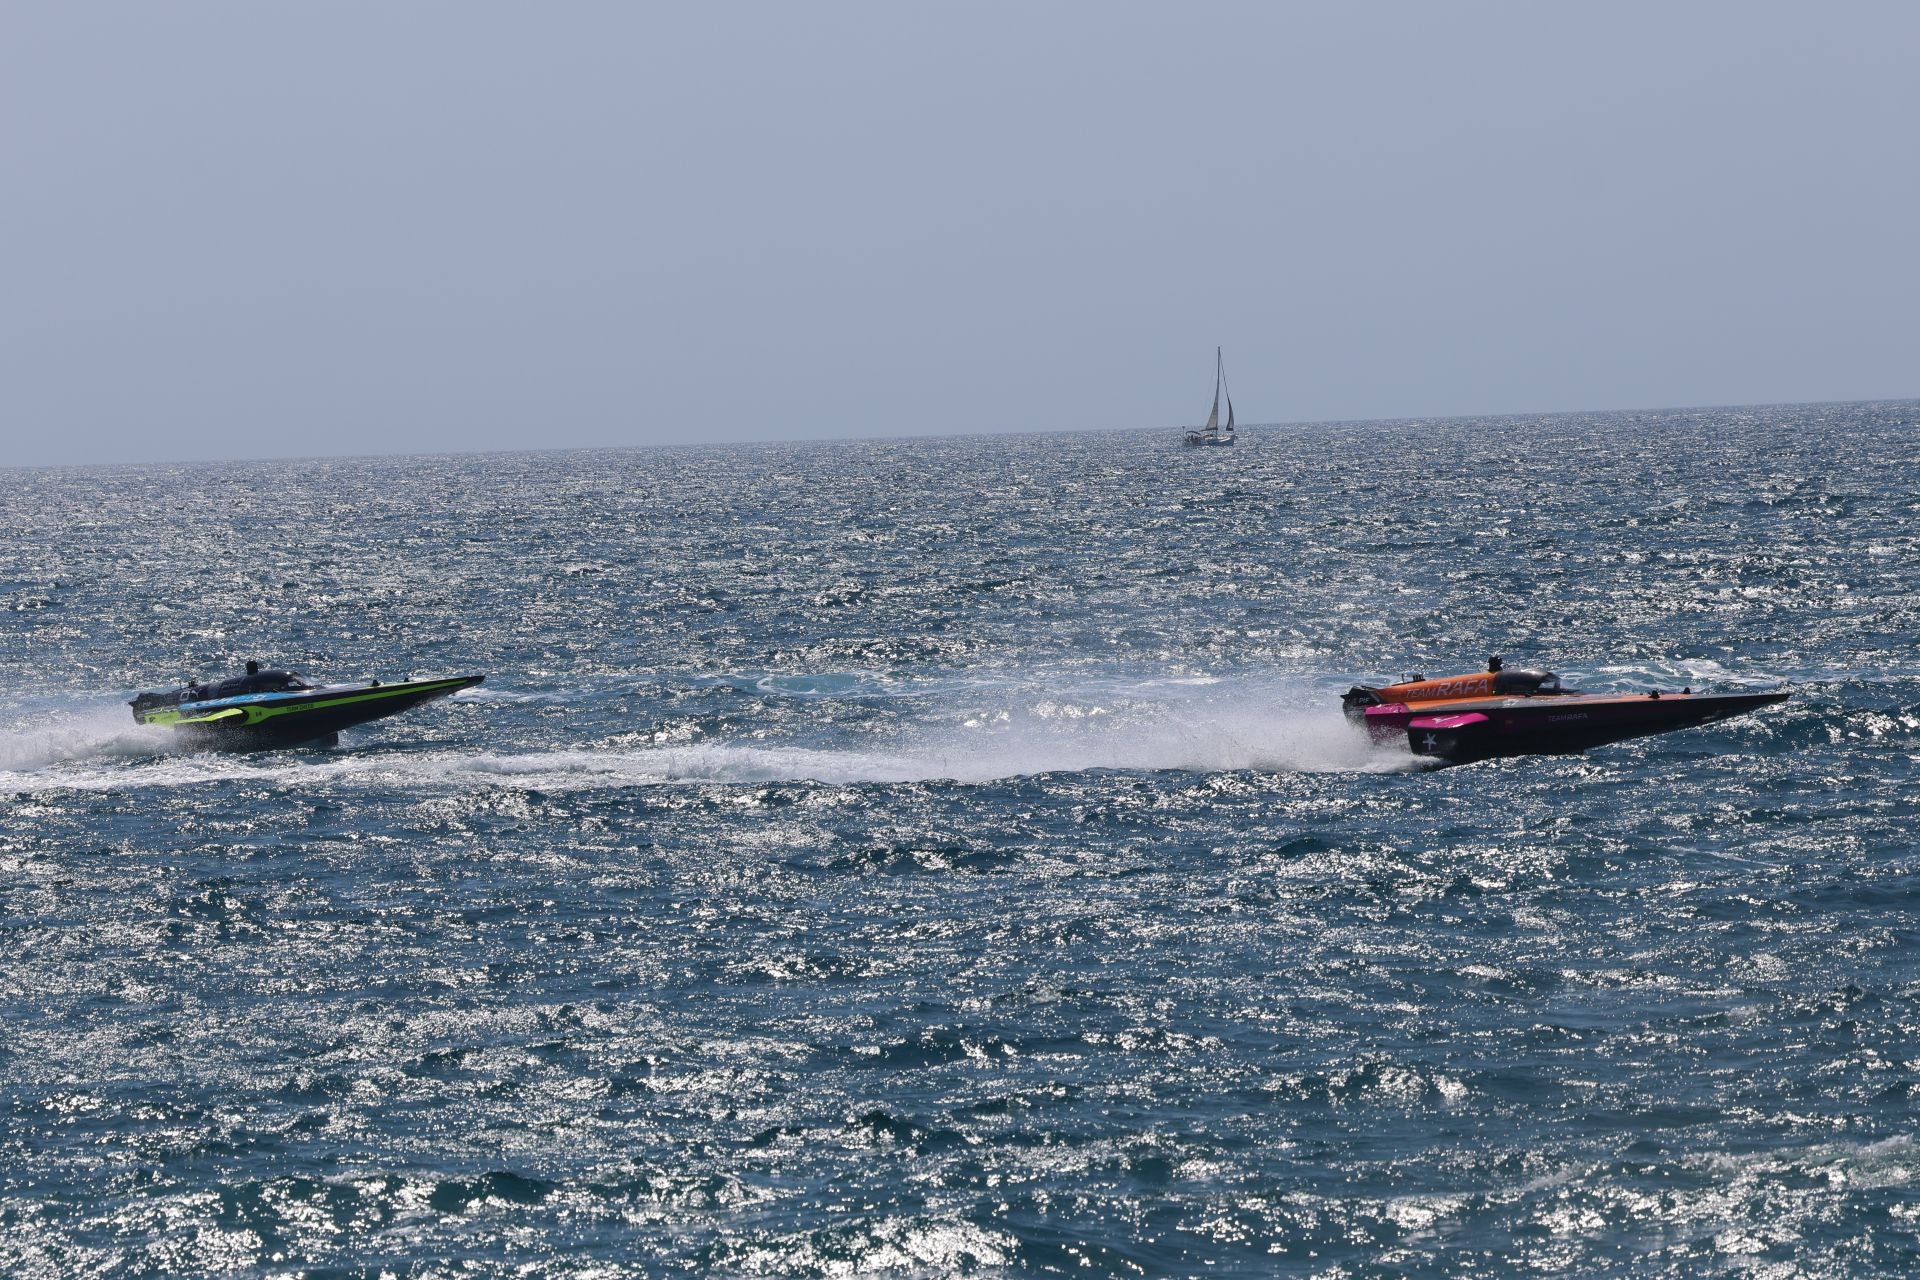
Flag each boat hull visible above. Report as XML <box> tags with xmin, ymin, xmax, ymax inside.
<box><xmin>1361</xmin><ymin>690</ymin><xmax>1790</xmax><ymax>763</ymax></box>
<box><xmin>137</xmin><ymin>675</ymin><xmax>483</xmax><ymax>751</ymax></box>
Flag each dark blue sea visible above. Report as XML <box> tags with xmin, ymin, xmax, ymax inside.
<box><xmin>5</xmin><ymin>402</ymin><xmax>1919</xmax><ymax>1277</ymax></box>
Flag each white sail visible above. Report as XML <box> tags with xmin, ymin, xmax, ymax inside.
<box><xmin>1220</xmin><ymin>348</ymin><xmax>1235</xmax><ymax>432</ymax></box>
<box><xmin>1204</xmin><ymin>346</ymin><xmax>1222</xmax><ymax>432</ymax></box>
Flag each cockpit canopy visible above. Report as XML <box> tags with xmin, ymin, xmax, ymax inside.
<box><xmin>1492</xmin><ymin>668</ymin><xmax>1562</xmax><ymax>696</ymax></box>
<box><xmin>195</xmin><ymin>669</ymin><xmax>313</xmax><ymax>700</ymax></box>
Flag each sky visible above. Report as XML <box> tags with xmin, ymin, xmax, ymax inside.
<box><xmin>3</xmin><ymin>2</ymin><xmax>1916</xmax><ymax>466</ymax></box>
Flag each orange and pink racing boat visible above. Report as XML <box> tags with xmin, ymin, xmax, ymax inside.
<box><xmin>1341</xmin><ymin>657</ymin><xmax>1790</xmax><ymax>763</ymax></box>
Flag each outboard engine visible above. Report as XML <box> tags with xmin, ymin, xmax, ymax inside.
<box><xmin>1341</xmin><ymin>685</ymin><xmax>1383</xmax><ymax>719</ymax></box>
<box><xmin>129</xmin><ymin>688</ymin><xmax>187</xmax><ymax>721</ymax></box>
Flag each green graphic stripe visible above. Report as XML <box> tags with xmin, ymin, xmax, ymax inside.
<box><xmin>154</xmin><ymin>679</ymin><xmax>472</xmax><ymax>728</ymax></box>
<box><xmin>241</xmin><ymin>679</ymin><xmax>472</xmax><ymax>724</ymax></box>
<box><xmin>170</xmin><ymin>707</ymin><xmax>246</xmax><ymax>726</ymax></box>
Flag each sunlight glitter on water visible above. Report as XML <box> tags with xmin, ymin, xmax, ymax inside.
<box><xmin>3</xmin><ymin>403</ymin><xmax>1918</xmax><ymax>1275</ymax></box>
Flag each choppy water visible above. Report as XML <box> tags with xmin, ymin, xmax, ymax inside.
<box><xmin>4</xmin><ymin>402</ymin><xmax>1919</xmax><ymax>1276</ymax></box>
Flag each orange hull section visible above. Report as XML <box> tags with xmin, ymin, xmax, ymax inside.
<box><xmin>1370</xmin><ymin>673</ymin><xmax>1502</xmax><ymax>704</ymax></box>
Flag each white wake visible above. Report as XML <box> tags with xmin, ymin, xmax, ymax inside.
<box><xmin>0</xmin><ymin>679</ymin><xmax>1421</xmax><ymax>794</ymax></box>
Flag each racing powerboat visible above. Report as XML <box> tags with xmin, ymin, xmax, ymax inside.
<box><xmin>130</xmin><ymin>661</ymin><xmax>483</xmax><ymax>750</ymax></box>
<box><xmin>1341</xmin><ymin>657</ymin><xmax>1789</xmax><ymax>763</ymax></box>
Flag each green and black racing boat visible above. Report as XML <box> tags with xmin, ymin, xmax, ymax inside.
<box><xmin>130</xmin><ymin>662</ymin><xmax>483</xmax><ymax>750</ymax></box>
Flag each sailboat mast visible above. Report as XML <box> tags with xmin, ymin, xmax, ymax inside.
<box><xmin>1205</xmin><ymin>345</ymin><xmax>1221</xmax><ymax>432</ymax></box>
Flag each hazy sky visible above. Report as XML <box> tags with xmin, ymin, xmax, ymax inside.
<box><xmin>4</xmin><ymin>2</ymin><xmax>1916</xmax><ymax>466</ymax></box>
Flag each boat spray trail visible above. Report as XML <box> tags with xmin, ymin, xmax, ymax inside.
<box><xmin>1</xmin><ymin>675</ymin><xmax>1422</xmax><ymax>792</ymax></box>
<box><xmin>0</xmin><ymin>705</ymin><xmax>176</xmax><ymax>774</ymax></box>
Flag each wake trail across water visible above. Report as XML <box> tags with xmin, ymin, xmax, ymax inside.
<box><xmin>419</xmin><ymin>697</ymin><xmax>1415</xmax><ymax>789</ymax></box>
<box><xmin>0</xmin><ymin>677</ymin><xmax>1424</xmax><ymax>793</ymax></box>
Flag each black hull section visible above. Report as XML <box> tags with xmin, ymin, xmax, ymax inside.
<box><xmin>172</xmin><ymin>677</ymin><xmax>483</xmax><ymax>752</ymax></box>
<box><xmin>1411</xmin><ymin>691</ymin><xmax>1791</xmax><ymax>763</ymax></box>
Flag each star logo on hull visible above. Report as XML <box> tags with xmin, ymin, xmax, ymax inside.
<box><xmin>1420</xmin><ymin>732</ymin><xmax>1440</xmax><ymax>753</ymax></box>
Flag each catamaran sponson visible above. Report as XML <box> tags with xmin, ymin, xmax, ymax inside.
<box><xmin>130</xmin><ymin>662</ymin><xmax>482</xmax><ymax>749</ymax></box>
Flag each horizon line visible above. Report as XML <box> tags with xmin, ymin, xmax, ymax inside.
<box><xmin>5</xmin><ymin>393</ymin><xmax>1914</xmax><ymax>475</ymax></box>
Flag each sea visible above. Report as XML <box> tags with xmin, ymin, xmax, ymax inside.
<box><xmin>3</xmin><ymin>401</ymin><xmax>1918</xmax><ymax>1277</ymax></box>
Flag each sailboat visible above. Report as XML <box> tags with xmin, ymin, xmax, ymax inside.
<box><xmin>1182</xmin><ymin>347</ymin><xmax>1236</xmax><ymax>447</ymax></box>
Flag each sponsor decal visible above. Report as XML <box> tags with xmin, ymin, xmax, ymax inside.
<box><xmin>1396</xmin><ymin>676</ymin><xmax>1494</xmax><ymax>699</ymax></box>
